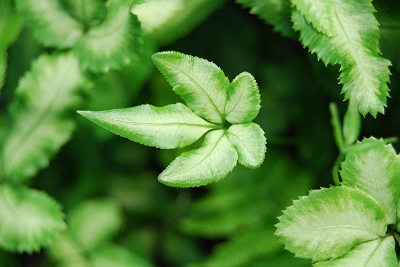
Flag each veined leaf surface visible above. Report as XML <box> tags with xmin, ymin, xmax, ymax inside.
<box><xmin>292</xmin><ymin>0</ymin><xmax>391</xmax><ymax>117</ymax></box>
<box><xmin>0</xmin><ymin>184</ymin><xmax>66</xmax><ymax>252</ymax></box>
<box><xmin>78</xmin><ymin>103</ymin><xmax>218</xmax><ymax>149</ymax></box>
<box><xmin>226</xmin><ymin>123</ymin><xmax>265</xmax><ymax>168</ymax></box>
<box><xmin>341</xmin><ymin>138</ymin><xmax>400</xmax><ymax>224</ymax></box>
<box><xmin>0</xmin><ymin>53</ymin><xmax>89</xmax><ymax>182</ymax></box>
<box><xmin>62</xmin><ymin>0</ymin><xmax>106</xmax><ymax>25</ymax></box>
<box><xmin>314</xmin><ymin>236</ymin><xmax>397</xmax><ymax>267</ymax></box>
<box><xmin>290</xmin><ymin>0</ymin><xmax>334</xmax><ymax>36</ymax></box>
<box><xmin>152</xmin><ymin>51</ymin><xmax>230</xmax><ymax>124</ymax></box>
<box><xmin>275</xmin><ymin>186</ymin><xmax>386</xmax><ymax>262</ymax></box>
<box><xmin>224</xmin><ymin>72</ymin><xmax>260</xmax><ymax>124</ymax></box>
<box><xmin>159</xmin><ymin>130</ymin><xmax>238</xmax><ymax>187</ymax></box>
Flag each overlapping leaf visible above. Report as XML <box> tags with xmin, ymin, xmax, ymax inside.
<box><xmin>0</xmin><ymin>53</ymin><xmax>89</xmax><ymax>182</ymax></box>
<box><xmin>0</xmin><ymin>184</ymin><xmax>66</xmax><ymax>252</ymax></box>
<box><xmin>16</xmin><ymin>0</ymin><xmax>141</xmax><ymax>72</ymax></box>
<box><xmin>276</xmin><ymin>186</ymin><xmax>386</xmax><ymax>262</ymax></box>
<box><xmin>152</xmin><ymin>51</ymin><xmax>230</xmax><ymax>124</ymax></box>
<box><xmin>159</xmin><ymin>130</ymin><xmax>238</xmax><ymax>187</ymax></box>
<box><xmin>79</xmin><ymin>103</ymin><xmax>217</xmax><ymax>149</ymax></box>
<box><xmin>341</xmin><ymin>138</ymin><xmax>400</xmax><ymax>224</ymax></box>
<box><xmin>314</xmin><ymin>236</ymin><xmax>397</xmax><ymax>267</ymax></box>
<box><xmin>292</xmin><ymin>0</ymin><xmax>391</xmax><ymax>116</ymax></box>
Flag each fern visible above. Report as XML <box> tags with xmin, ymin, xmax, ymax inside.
<box><xmin>291</xmin><ymin>0</ymin><xmax>391</xmax><ymax>117</ymax></box>
<box><xmin>0</xmin><ymin>53</ymin><xmax>90</xmax><ymax>182</ymax></box>
<box><xmin>16</xmin><ymin>0</ymin><xmax>142</xmax><ymax>72</ymax></box>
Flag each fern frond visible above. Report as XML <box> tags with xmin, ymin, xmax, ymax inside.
<box><xmin>292</xmin><ymin>0</ymin><xmax>391</xmax><ymax>117</ymax></box>
<box><xmin>0</xmin><ymin>53</ymin><xmax>90</xmax><ymax>182</ymax></box>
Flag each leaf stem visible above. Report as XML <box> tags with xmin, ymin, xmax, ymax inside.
<box><xmin>332</xmin><ymin>152</ymin><xmax>344</xmax><ymax>186</ymax></box>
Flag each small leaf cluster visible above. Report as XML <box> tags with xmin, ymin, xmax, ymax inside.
<box><xmin>79</xmin><ymin>51</ymin><xmax>266</xmax><ymax>187</ymax></box>
<box><xmin>276</xmin><ymin>138</ymin><xmax>400</xmax><ymax>266</ymax></box>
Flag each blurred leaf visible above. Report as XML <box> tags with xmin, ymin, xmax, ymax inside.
<box><xmin>152</xmin><ymin>51</ymin><xmax>230</xmax><ymax>124</ymax></box>
<box><xmin>342</xmin><ymin>97</ymin><xmax>360</xmax><ymax>146</ymax></box>
<box><xmin>61</xmin><ymin>0</ymin><xmax>106</xmax><ymax>25</ymax></box>
<box><xmin>224</xmin><ymin>72</ymin><xmax>260</xmax><ymax>124</ymax></box>
<box><xmin>159</xmin><ymin>130</ymin><xmax>238</xmax><ymax>187</ymax></box>
<box><xmin>131</xmin><ymin>0</ymin><xmax>225</xmax><ymax>45</ymax></box>
<box><xmin>226</xmin><ymin>123</ymin><xmax>266</xmax><ymax>168</ymax></box>
<box><xmin>69</xmin><ymin>199</ymin><xmax>123</xmax><ymax>251</ymax></box>
<box><xmin>276</xmin><ymin>186</ymin><xmax>386</xmax><ymax>262</ymax></box>
<box><xmin>90</xmin><ymin>244</ymin><xmax>154</xmax><ymax>267</ymax></box>
<box><xmin>0</xmin><ymin>184</ymin><xmax>66</xmax><ymax>252</ymax></box>
<box><xmin>0</xmin><ymin>53</ymin><xmax>90</xmax><ymax>182</ymax></box>
<box><xmin>78</xmin><ymin>103</ymin><xmax>218</xmax><ymax>149</ymax></box>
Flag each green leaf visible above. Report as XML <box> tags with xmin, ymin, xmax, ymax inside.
<box><xmin>131</xmin><ymin>0</ymin><xmax>225</xmax><ymax>46</ymax></box>
<box><xmin>314</xmin><ymin>236</ymin><xmax>397</xmax><ymax>267</ymax></box>
<box><xmin>275</xmin><ymin>186</ymin><xmax>386</xmax><ymax>262</ymax></box>
<box><xmin>16</xmin><ymin>0</ymin><xmax>83</xmax><ymax>48</ymax></box>
<box><xmin>61</xmin><ymin>0</ymin><xmax>106</xmax><ymax>25</ymax></box>
<box><xmin>0</xmin><ymin>184</ymin><xmax>66</xmax><ymax>252</ymax></box>
<box><xmin>69</xmin><ymin>199</ymin><xmax>123</xmax><ymax>251</ymax></box>
<box><xmin>91</xmin><ymin>244</ymin><xmax>154</xmax><ymax>267</ymax></box>
<box><xmin>343</xmin><ymin>97</ymin><xmax>361</xmax><ymax>146</ymax></box>
<box><xmin>235</xmin><ymin>0</ymin><xmax>295</xmax><ymax>38</ymax></box>
<box><xmin>74</xmin><ymin>0</ymin><xmax>142</xmax><ymax>72</ymax></box>
<box><xmin>341</xmin><ymin>138</ymin><xmax>400</xmax><ymax>224</ymax></box>
<box><xmin>224</xmin><ymin>72</ymin><xmax>260</xmax><ymax>124</ymax></box>
<box><xmin>292</xmin><ymin>1</ymin><xmax>391</xmax><ymax>117</ymax></box>
<box><xmin>290</xmin><ymin>0</ymin><xmax>334</xmax><ymax>36</ymax></box>
<box><xmin>0</xmin><ymin>51</ymin><xmax>5</xmax><ymax>90</ymax></box>
<box><xmin>226</xmin><ymin>123</ymin><xmax>266</xmax><ymax>168</ymax></box>
<box><xmin>78</xmin><ymin>103</ymin><xmax>217</xmax><ymax>149</ymax></box>
<box><xmin>0</xmin><ymin>0</ymin><xmax>23</xmax><ymax>48</ymax></box>
<box><xmin>0</xmin><ymin>53</ymin><xmax>90</xmax><ymax>182</ymax></box>
<box><xmin>159</xmin><ymin>130</ymin><xmax>238</xmax><ymax>187</ymax></box>
<box><xmin>152</xmin><ymin>51</ymin><xmax>230</xmax><ymax>124</ymax></box>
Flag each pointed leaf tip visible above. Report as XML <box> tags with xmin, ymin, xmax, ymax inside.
<box><xmin>158</xmin><ymin>130</ymin><xmax>238</xmax><ymax>187</ymax></box>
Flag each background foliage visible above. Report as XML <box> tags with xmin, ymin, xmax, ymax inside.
<box><xmin>0</xmin><ymin>0</ymin><xmax>399</xmax><ymax>266</ymax></box>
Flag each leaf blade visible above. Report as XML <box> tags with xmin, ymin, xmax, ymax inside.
<box><xmin>152</xmin><ymin>51</ymin><xmax>230</xmax><ymax>124</ymax></box>
<box><xmin>78</xmin><ymin>103</ymin><xmax>217</xmax><ymax>149</ymax></box>
<box><xmin>314</xmin><ymin>236</ymin><xmax>397</xmax><ymax>267</ymax></box>
<box><xmin>292</xmin><ymin>0</ymin><xmax>391</xmax><ymax>116</ymax></box>
<box><xmin>275</xmin><ymin>186</ymin><xmax>387</xmax><ymax>262</ymax></box>
<box><xmin>341</xmin><ymin>138</ymin><xmax>400</xmax><ymax>224</ymax></box>
<box><xmin>0</xmin><ymin>184</ymin><xmax>66</xmax><ymax>253</ymax></box>
<box><xmin>159</xmin><ymin>130</ymin><xmax>238</xmax><ymax>187</ymax></box>
<box><xmin>224</xmin><ymin>72</ymin><xmax>261</xmax><ymax>124</ymax></box>
<box><xmin>226</xmin><ymin>123</ymin><xmax>266</xmax><ymax>168</ymax></box>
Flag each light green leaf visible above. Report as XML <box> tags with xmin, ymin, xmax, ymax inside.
<box><xmin>16</xmin><ymin>0</ymin><xmax>83</xmax><ymax>48</ymax></box>
<box><xmin>91</xmin><ymin>244</ymin><xmax>154</xmax><ymax>267</ymax></box>
<box><xmin>0</xmin><ymin>0</ymin><xmax>23</xmax><ymax>48</ymax></box>
<box><xmin>0</xmin><ymin>53</ymin><xmax>90</xmax><ymax>182</ymax></box>
<box><xmin>292</xmin><ymin>1</ymin><xmax>391</xmax><ymax>117</ymax></box>
<box><xmin>69</xmin><ymin>199</ymin><xmax>123</xmax><ymax>251</ymax></box>
<box><xmin>291</xmin><ymin>0</ymin><xmax>334</xmax><ymax>36</ymax></box>
<box><xmin>152</xmin><ymin>51</ymin><xmax>230</xmax><ymax>124</ymax></box>
<box><xmin>0</xmin><ymin>184</ymin><xmax>66</xmax><ymax>252</ymax></box>
<box><xmin>131</xmin><ymin>0</ymin><xmax>225</xmax><ymax>46</ymax></box>
<box><xmin>78</xmin><ymin>103</ymin><xmax>217</xmax><ymax>149</ymax></box>
<box><xmin>74</xmin><ymin>0</ymin><xmax>142</xmax><ymax>72</ymax></box>
<box><xmin>61</xmin><ymin>0</ymin><xmax>106</xmax><ymax>25</ymax></box>
<box><xmin>224</xmin><ymin>72</ymin><xmax>260</xmax><ymax>124</ymax></box>
<box><xmin>159</xmin><ymin>130</ymin><xmax>238</xmax><ymax>187</ymax></box>
<box><xmin>343</xmin><ymin>97</ymin><xmax>360</xmax><ymax>146</ymax></box>
<box><xmin>0</xmin><ymin>51</ymin><xmax>5</xmax><ymax>90</ymax></box>
<box><xmin>235</xmin><ymin>0</ymin><xmax>295</xmax><ymax>38</ymax></box>
<box><xmin>341</xmin><ymin>138</ymin><xmax>400</xmax><ymax>224</ymax></box>
<box><xmin>314</xmin><ymin>236</ymin><xmax>397</xmax><ymax>267</ymax></box>
<box><xmin>226</xmin><ymin>123</ymin><xmax>265</xmax><ymax>168</ymax></box>
<box><xmin>275</xmin><ymin>186</ymin><xmax>386</xmax><ymax>262</ymax></box>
